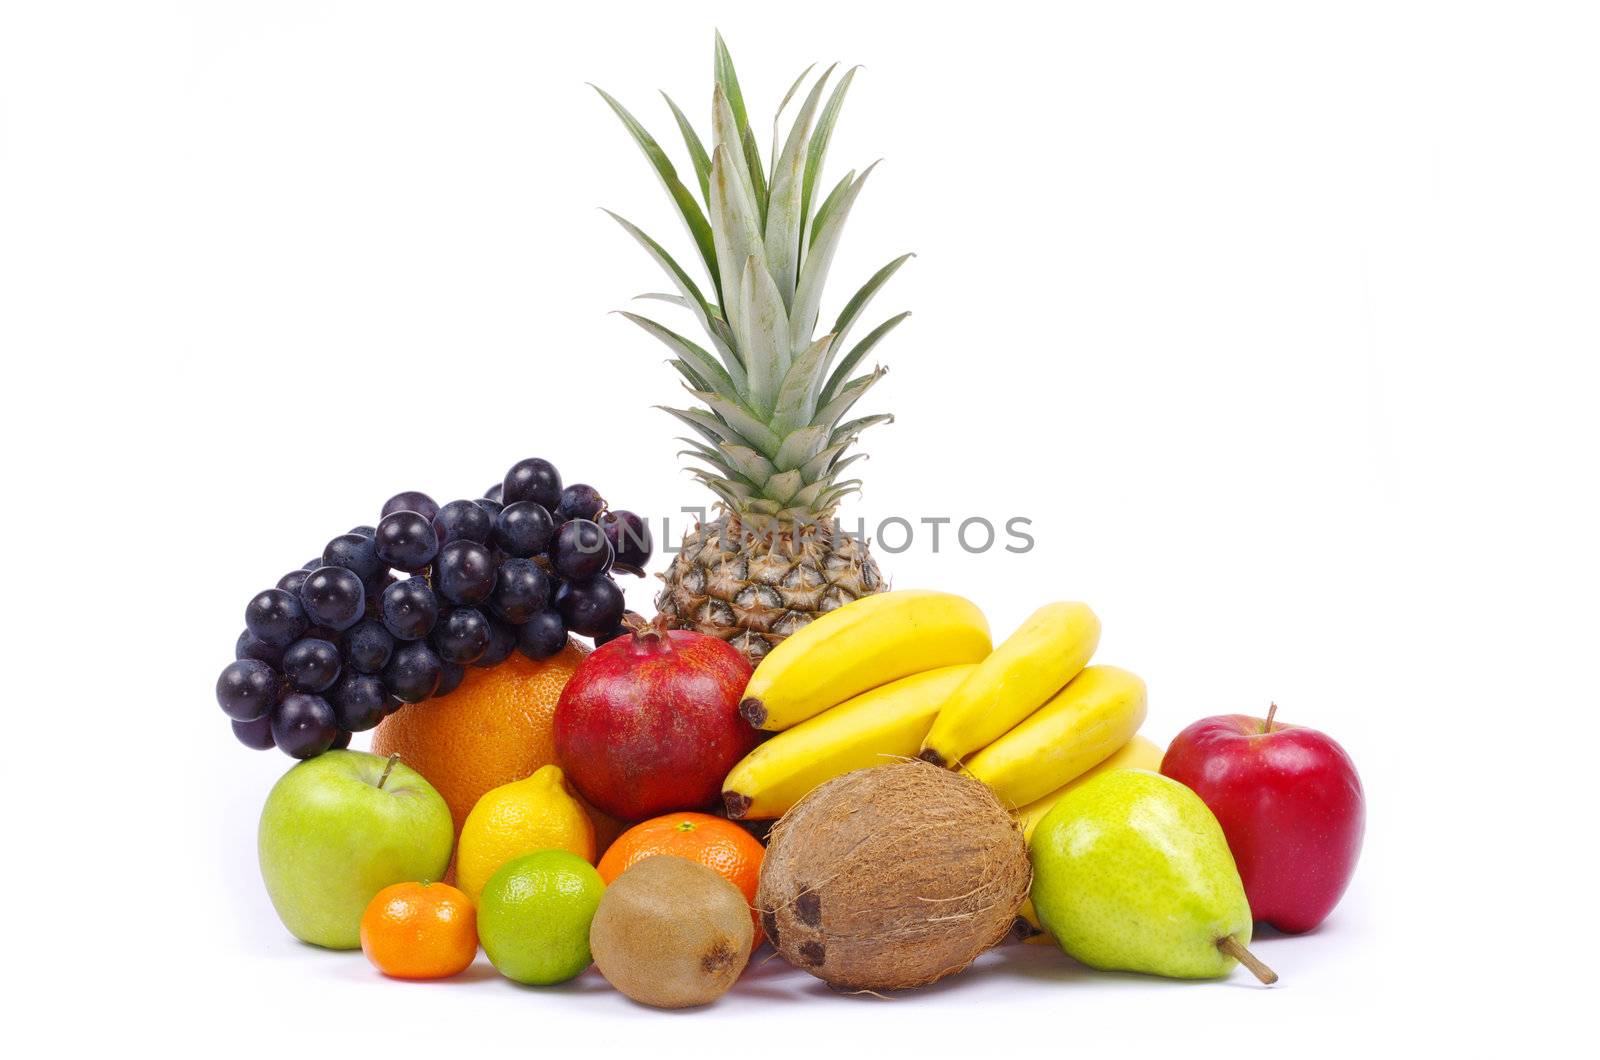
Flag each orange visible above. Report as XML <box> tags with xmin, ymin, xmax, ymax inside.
<box><xmin>370</xmin><ymin>641</ymin><xmax>625</xmax><ymax>854</ymax></box>
<box><xmin>598</xmin><ymin>812</ymin><xmax>766</xmax><ymax>942</ymax></box>
<box><xmin>359</xmin><ymin>881</ymin><xmax>477</xmax><ymax>980</ymax></box>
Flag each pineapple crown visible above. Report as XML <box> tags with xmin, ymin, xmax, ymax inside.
<box><xmin>595</xmin><ymin>32</ymin><xmax>909</xmax><ymax>524</ymax></box>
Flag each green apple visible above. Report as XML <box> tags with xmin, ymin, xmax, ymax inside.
<box><xmin>258</xmin><ymin>750</ymin><xmax>453</xmax><ymax>949</ymax></box>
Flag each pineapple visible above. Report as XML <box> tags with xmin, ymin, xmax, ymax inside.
<box><xmin>596</xmin><ymin>34</ymin><xmax>909</xmax><ymax>662</ymax></box>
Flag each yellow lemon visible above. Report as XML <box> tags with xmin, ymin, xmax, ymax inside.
<box><xmin>456</xmin><ymin>765</ymin><xmax>596</xmax><ymax>901</ymax></box>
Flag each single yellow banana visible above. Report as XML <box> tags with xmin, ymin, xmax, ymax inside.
<box><xmin>722</xmin><ymin>664</ymin><xmax>978</xmax><ymax>820</ymax></box>
<box><xmin>1013</xmin><ymin>733</ymin><xmax>1164</xmax><ymax>842</ymax></box>
<box><xmin>1012</xmin><ymin>733</ymin><xmax>1166</xmax><ymax>939</ymax></box>
<box><xmin>963</xmin><ymin>665</ymin><xmax>1148</xmax><ymax>808</ymax></box>
<box><xmin>739</xmin><ymin>589</ymin><xmax>991</xmax><ymax>731</ymax></box>
<box><xmin>919</xmin><ymin>601</ymin><xmax>1100</xmax><ymax>767</ymax></box>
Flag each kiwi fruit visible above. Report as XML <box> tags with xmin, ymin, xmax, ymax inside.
<box><xmin>589</xmin><ymin>855</ymin><xmax>754</xmax><ymax>1008</ymax></box>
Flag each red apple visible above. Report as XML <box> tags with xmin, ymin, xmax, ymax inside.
<box><xmin>1161</xmin><ymin>704</ymin><xmax>1364</xmax><ymax>933</ymax></box>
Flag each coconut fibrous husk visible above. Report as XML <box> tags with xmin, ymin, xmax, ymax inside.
<box><xmin>755</xmin><ymin>760</ymin><xmax>1032</xmax><ymax>992</ymax></box>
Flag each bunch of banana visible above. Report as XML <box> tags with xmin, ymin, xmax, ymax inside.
<box><xmin>723</xmin><ymin>590</ymin><xmax>1153</xmax><ymax>826</ymax></box>
<box><xmin>724</xmin><ymin>590</ymin><xmax>992</xmax><ymax>819</ymax></box>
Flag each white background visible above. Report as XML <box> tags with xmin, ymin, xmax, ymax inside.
<box><xmin>3</xmin><ymin>1</ymin><xmax>1595</xmax><ymax>1054</ymax></box>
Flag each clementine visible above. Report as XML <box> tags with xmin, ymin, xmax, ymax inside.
<box><xmin>370</xmin><ymin>641</ymin><xmax>625</xmax><ymax>853</ymax></box>
<box><xmin>597</xmin><ymin>812</ymin><xmax>766</xmax><ymax>942</ymax></box>
<box><xmin>359</xmin><ymin>881</ymin><xmax>477</xmax><ymax>980</ymax></box>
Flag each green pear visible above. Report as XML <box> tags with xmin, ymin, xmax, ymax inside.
<box><xmin>1029</xmin><ymin>768</ymin><xmax>1275</xmax><ymax>983</ymax></box>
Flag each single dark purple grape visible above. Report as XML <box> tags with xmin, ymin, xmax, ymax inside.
<box><xmin>382</xmin><ymin>491</ymin><xmax>439</xmax><ymax>522</ymax></box>
<box><xmin>231</xmin><ymin>715</ymin><xmax>275</xmax><ymax>750</ymax></box>
<box><xmin>382</xmin><ymin>695</ymin><xmax>407</xmax><ymax>718</ymax></box>
<box><xmin>381</xmin><ymin>576</ymin><xmax>439</xmax><ymax>640</ymax></box>
<box><xmin>329</xmin><ymin>729</ymin><xmax>353</xmax><ymax>750</ymax></box>
<box><xmin>349</xmin><ymin>525</ymin><xmax>377</xmax><ymax>539</ymax></box>
<box><xmin>433</xmin><ymin>499</ymin><xmax>493</xmax><ymax>546</ymax></box>
<box><xmin>299</xmin><ymin>565</ymin><xmax>366</xmax><ymax>631</ymax></box>
<box><xmin>435</xmin><ymin>661</ymin><xmax>466</xmax><ymax>697</ymax></box>
<box><xmin>556</xmin><ymin>483</ymin><xmax>605</xmax><ymax>522</ymax></box>
<box><xmin>235</xmin><ymin>629</ymin><xmax>284</xmax><ymax>668</ymax></box>
<box><xmin>323</xmin><ymin>533</ymin><xmax>386</xmax><ymax>586</ymax></box>
<box><xmin>516</xmin><ymin>610</ymin><xmax>568</xmax><ymax>660</ymax></box>
<box><xmin>216</xmin><ymin>658</ymin><xmax>281</xmax><ymax>721</ymax></box>
<box><xmin>598</xmin><ymin>510</ymin><xmax>652</xmax><ymax>573</ymax></box>
<box><xmin>494</xmin><ymin>501</ymin><xmax>556</xmax><ymax>558</ymax></box>
<box><xmin>303</xmin><ymin>557</ymin><xmax>322</xmax><ymax>570</ymax></box>
<box><xmin>384</xmin><ymin>641</ymin><xmax>443</xmax><ymax>703</ymax></box>
<box><xmin>434</xmin><ymin>540</ymin><xmax>496</xmax><ymax>605</ymax></box>
<box><xmin>503</xmin><ymin>458</ymin><xmax>561</xmax><ymax>510</ymax></box>
<box><xmin>483</xmin><ymin>482</ymin><xmax>503</xmax><ymax>502</ymax></box>
<box><xmin>551</xmin><ymin>519</ymin><xmax>613</xmax><ymax>581</ymax></box>
<box><xmin>431</xmin><ymin>607</ymin><xmax>491</xmax><ymax>665</ymax></box>
<box><xmin>277</xmin><ymin>568</ymin><xmax>312</xmax><ymax>595</ymax></box>
<box><xmin>475</xmin><ymin>496</ymin><xmax>505</xmax><ymax>520</ymax></box>
<box><xmin>374</xmin><ymin>510</ymin><xmax>439</xmax><ymax>572</ymax></box>
<box><xmin>282</xmin><ymin>638</ymin><xmax>342</xmax><ymax>693</ymax></box>
<box><xmin>331</xmin><ymin>672</ymin><xmax>388</xmax><ymax>732</ymax></box>
<box><xmin>554</xmin><ymin>577</ymin><xmax>626</xmax><ymax>637</ymax></box>
<box><xmin>245</xmin><ymin>588</ymin><xmax>309</xmax><ymax>649</ymax></box>
<box><xmin>592</xmin><ymin>623</ymin><xmax>630</xmax><ymax>647</ymax></box>
<box><xmin>475</xmin><ymin>616</ymin><xmax>518</xmax><ymax>668</ymax></box>
<box><xmin>488</xmin><ymin>558</ymin><xmax>552</xmax><ymax>623</ymax></box>
<box><xmin>270</xmin><ymin>693</ymin><xmax>339</xmax><ymax>759</ymax></box>
<box><xmin>343</xmin><ymin>619</ymin><xmax>394</xmax><ymax>673</ymax></box>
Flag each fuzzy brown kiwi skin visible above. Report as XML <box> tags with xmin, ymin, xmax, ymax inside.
<box><xmin>756</xmin><ymin>760</ymin><xmax>1031</xmax><ymax>993</ymax></box>
<box><xmin>589</xmin><ymin>855</ymin><xmax>755</xmax><ymax>1009</ymax></box>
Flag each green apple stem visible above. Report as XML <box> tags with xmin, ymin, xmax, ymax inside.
<box><xmin>1217</xmin><ymin>935</ymin><xmax>1278</xmax><ymax>985</ymax></box>
<box><xmin>377</xmin><ymin>753</ymin><xmax>401</xmax><ymax>791</ymax></box>
<box><xmin>1263</xmin><ymin>702</ymin><xmax>1279</xmax><ymax>734</ymax></box>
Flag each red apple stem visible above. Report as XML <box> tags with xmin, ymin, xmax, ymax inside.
<box><xmin>1217</xmin><ymin>936</ymin><xmax>1278</xmax><ymax>985</ymax></box>
<box><xmin>377</xmin><ymin>753</ymin><xmax>401</xmax><ymax>791</ymax></box>
<box><xmin>1264</xmin><ymin>702</ymin><xmax>1279</xmax><ymax>734</ymax></box>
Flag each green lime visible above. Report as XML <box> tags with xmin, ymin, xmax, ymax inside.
<box><xmin>477</xmin><ymin>849</ymin><xmax>605</xmax><ymax>985</ymax></box>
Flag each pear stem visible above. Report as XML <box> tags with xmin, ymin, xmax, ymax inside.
<box><xmin>1263</xmin><ymin>702</ymin><xmax>1279</xmax><ymax>735</ymax></box>
<box><xmin>1217</xmin><ymin>936</ymin><xmax>1278</xmax><ymax>985</ymax></box>
<box><xmin>376</xmin><ymin>753</ymin><xmax>401</xmax><ymax>791</ymax></box>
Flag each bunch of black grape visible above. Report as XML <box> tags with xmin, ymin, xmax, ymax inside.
<box><xmin>215</xmin><ymin>458</ymin><xmax>653</xmax><ymax>760</ymax></box>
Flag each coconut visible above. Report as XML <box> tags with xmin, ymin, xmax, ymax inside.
<box><xmin>756</xmin><ymin>760</ymin><xmax>1031</xmax><ymax>992</ymax></box>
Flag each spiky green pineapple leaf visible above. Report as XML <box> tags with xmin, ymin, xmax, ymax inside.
<box><xmin>798</xmin><ymin>437</ymin><xmax>855</xmax><ymax>481</ymax></box>
<box><xmin>831</xmin><ymin>254</ymin><xmax>913</xmax><ymax>362</ymax></box>
<box><xmin>809</xmin><ymin>169</ymin><xmax>854</xmax><ymax>248</ymax></box>
<box><xmin>764</xmin><ymin>66</ymin><xmax>834</xmax><ymax>306</ymax></box>
<box><xmin>603</xmin><ymin>212</ymin><xmax>738</xmax><ymax>371</ymax></box>
<box><xmin>769</xmin><ymin>64</ymin><xmax>818</xmax><ymax>190</ymax></box>
<box><xmin>763</xmin><ymin>468</ymin><xmax>805</xmax><ymax>505</ymax></box>
<box><xmin>819</xmin><ymin>311</ymin><xmax>909</xmax><ymax>407</ymax></box>
<box><xmin>658</xmin><ymin>406</ymin><xmax>746</xmax><ymax>448</ymax></box>
<box><xmin>716</xmin><ymin>442</ymin><xmax>779</xmax><ymax>484</ymax></box>
<box><xmin>812</xmin><ymin>366</ymin><xmax>886</xmax><ymax>432</ymax></box>
<box><xmin>592</xmin><ymin>86</ymin><xmax>721</xmax><ymax>302</ymax></box>
<box><xmin>688</xmin><ymin>386</ymin><xmax>784</xmax><ymax>457</ymax></box>
<box><xmin>829</xmin><ymin>413</ymin><xmax>894</xmax><ymax>447</ymax></box>
<box><xmin>734</xmin><ymin>255</ymin><xmax>790</xmax><ymax>416</ymax></box>
<box><xmin>792</xmin><ymin>163</ymin><xmax>876</xmax><ymax>343</ymax></box>
<box><xmin>708</xmin><ymin>146</ymin><xmax>765</xmax><ymax>354</ymax></box>
<box><xmin>773</xmin><ymin>424</ymin><xmax>831</xmax><ymax>472</ymax></box>
<box><xmin>615</xmin><ymin>312</ymin><xmax>743</xmax><ymax>405</ymax></box>
<box><xmin>634</xmin><ymin>293</ymin><xmax>738</xmax><ymax>356</ymax></box>
<box><xmin>713</xmin><ymin>32</ymin><xmax>751</xmax><ymax>153</ymax></box>
<box><xmin>661</xmin><ymin>92</ymin><xmax>712</xmax><ymax>205</ymax></box>
<box><xmin>771</xmin><ymin>333</ymin><xmax>835</xmax><ymax>436</ymax></box>
<box><xmin>800</xmin><ymin>66</ymin><xmax>858</xmax><ymax>255</ymax></box>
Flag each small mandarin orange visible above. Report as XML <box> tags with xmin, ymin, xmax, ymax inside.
<box><xmin>597</xmin><ymin>812</ymin><xmax>766</xmax><ymax>942</ymax></box>
<box><xmin>359</xmin><ymin>881</ymin><xmax>478</xmax><ymax>980</ymax></box>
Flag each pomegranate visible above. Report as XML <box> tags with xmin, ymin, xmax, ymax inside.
<box><xmin>553</xmin><ymin>622</ymin><xmax>756</xmax><ymax>821</ymax></box>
